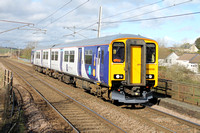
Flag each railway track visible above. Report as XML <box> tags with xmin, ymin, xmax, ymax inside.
<box><xmin>147</xmin><ymin>107</ymin><xmax>200</xmax><ymax>132</ymax></box>
<box><xmin>2</xmin><ymin>59</ymin><xmax>126</xmax><ymax>133</ymax></box>
<box><xmin>123</xmin><ymin>105</ymin><xmax>200</xmax><ymax>133</ymax></box>
<box><xmin>2</xmin><ymin>58</ymin><xmax>200</xmax><ymax>133</ymax></box>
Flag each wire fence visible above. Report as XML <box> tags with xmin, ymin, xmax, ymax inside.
<box><xmin>154</xmin><ymin>78</ymin><xmax>200</xmax><ymax>106</ymax></box>
<box><xmin>2</xmin><ymin>69</ymin><xmax>22</xmax><ymax>133</ymax></box>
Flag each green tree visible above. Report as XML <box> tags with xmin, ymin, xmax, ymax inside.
<box><xmin>21</xmin><ymin>42</ymin><xmax>37</xmax><ymax>59</ymax></box>
<box><xmin>180</xmin><ymin>43</ymin><xmax>191</xmax><ymax>49</ymax></box>
<box><xmin>195</xmin><ymin>37</ymin><xmax>200</xmax><ymax>50</ymax></box>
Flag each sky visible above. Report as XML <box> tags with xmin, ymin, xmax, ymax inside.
<box><xmin>0</xmin><ymin>0</ymin><xmax>200</xmax><ymax>48</ymax></box>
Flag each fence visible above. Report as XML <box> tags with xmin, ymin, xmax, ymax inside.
<box><xmin>154</xmin><ymin>78</ymin><xmax>200</xmax><ymax>106</ymax></box>
<box><xmin>2</xmin><ymin>69</ymin><xmax>22</xmax><ymax>133</ymax></box>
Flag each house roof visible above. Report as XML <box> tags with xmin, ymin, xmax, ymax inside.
<box><xmin>158</xmin><ymin>47</ymin><xmax>172</xmax><ymax>59</ymax></box>
<box><xmin>189</xmin><ymin>44</ymin><xmax>198</xmax><ymax>51</ymax></box>
<box><xmin>177</xmin><ymin>53</ymin><xmax>198</xmax><ymax>60</ymax></box>
<box><xmin>190</xmin><ymin>54</ymin><xmax>200</xmax><ymax>63</ymax></box>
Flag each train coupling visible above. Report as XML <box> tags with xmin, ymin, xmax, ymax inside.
<box><xmin>111</xmin><ymin>90</ymin><xmax>153</xmax><ymax>104</ymax></box>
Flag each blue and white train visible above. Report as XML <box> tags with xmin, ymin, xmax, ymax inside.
<box><xmin>31</xmin><ymin>34</ymin><xmax>158</xmax><ymax>104</ymax></box>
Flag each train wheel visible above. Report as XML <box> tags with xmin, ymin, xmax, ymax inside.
<box><xmin>58</xmin><ymin>75</ymin><xmax>63</xmax><ymax>81</ymax></box>
<box><xmin>49</xmin><ymin>72</ymin><xmax>52</xmax><ymax>77</ymax></box>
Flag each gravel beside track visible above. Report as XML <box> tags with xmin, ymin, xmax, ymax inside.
<box><xmin>126</xmin><ymin>106</ymin><xmax>200</xmax><ymax>133</ymax></box>
<box><xmin>157</xmin><ymin>98</ymin><xmax>200</xmax><ymax>119</ymax></box>
<box><xmin>2</xmin><ymin>59</ymin><xmax>125</xmax><ymax>132</ymax></box>
<box><xmin>13</xmin><ymin>85</ymin><xmax>55</xmax><ymax>132</ymax></box>
<box><xmin>2</xmin><ymin>58</ymin><xmax>200</xmax><ymax>133</ymax></box>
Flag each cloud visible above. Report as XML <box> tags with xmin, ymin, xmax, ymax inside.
<box><xmin>0</xmin><ymin>0</ymin><xmax>199</xmax><ymax>48</ymax></box>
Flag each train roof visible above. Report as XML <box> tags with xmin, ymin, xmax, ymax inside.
<box><xmin>33</xmin><ymin>34</ymin><xmax>152</xmax><ymax>50</ymax></box>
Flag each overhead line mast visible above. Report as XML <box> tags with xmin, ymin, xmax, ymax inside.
<box><xmin>97</xmin><ymin>6</ymin><xmax>102</xmax><ymax>38</ymax></box>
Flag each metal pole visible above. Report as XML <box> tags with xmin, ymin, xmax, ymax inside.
<box><xmin>97</xmin><ymin>6</ymin><xmax>102</xmax><ymax>38</ymax></box>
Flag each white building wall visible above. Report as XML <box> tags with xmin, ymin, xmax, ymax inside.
<box><xmin>176</xmin><ymin>60</ymin><xmax>199</xmax><ymax>73</ymax></box>
<box><xmin>158</xmin><ymin>52</ymin><xmax>179</xmax><ymax>67</ymax></box>
<box><xmin>176</xmin><ymin>60</ymin><xmax>189</xmax><ymax>67</ymax></box>
<box><xmin>187</xmin><ymin>63</ymin><xmax>198</xmax><ymax>73</ymax></box>
<box><xmin>158</xmin><ymin>59</ymin><xmax>165</xmax><ymax>66</ymax></box>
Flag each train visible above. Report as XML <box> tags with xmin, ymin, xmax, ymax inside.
<box><xmin>31</xmin><ymin>34</ymin><xmax>158</xmax><ymax>104</ymax></box>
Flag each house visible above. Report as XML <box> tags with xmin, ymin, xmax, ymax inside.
<box><xmin>158</xmin><ymin>47</ymin><xmax>179</xmax><ymax>66</ymax></box>
<box><xmin>188</xmin><ymin>54</ymin><xmax>200</xmax><ymax>73</ymax></box>
<box><xmin>159</xmin><ymin>46</ymin><xmax>200</xmax><ymax>73</ymax></box>
<box><xmin>184</xmin><ymin>45</ymin><xmax>199</xmax><ymax>53</ymax></box>
<box><xmin>169</xmin><ymin>44</ymin><xmax>199</xmax><ymax>53</ymax></box>
<box><xmin>159</xmin><ymin>52</ymin><xmax>179</xmax><ymax>66</ymax></box>
<box><xmin>177</xmin><ymin>53</ymin><xmax>199</xmax><ymax>73</ymax></box>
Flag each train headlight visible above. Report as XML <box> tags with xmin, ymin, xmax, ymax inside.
<box><xmin>146</xmin><ymin>74</ymin><xmax>154</xmax><ymax>79</ymax></box>
<box><xmin>114</xmin><ymin>74</ymin><xmax>124</xmax><ymax>79</ymax></box>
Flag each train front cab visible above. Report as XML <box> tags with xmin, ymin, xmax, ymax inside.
<box><xmin>109</xmin><ymin>38</ymin><xmax>158</xmax><ymax>104</ymax></box>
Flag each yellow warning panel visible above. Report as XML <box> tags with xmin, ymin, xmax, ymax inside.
<box><xmin>93</xmin><ymin>69</ymin><xmax>95</xmax><ymax>77</ymax></box>
<box><xmin>130</xmin><ymin>46</ymin><xmax>141</xmax><ymax>84</ymax></box>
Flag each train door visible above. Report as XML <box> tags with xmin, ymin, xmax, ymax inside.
<box><xmin>78</xmin><ymin>48</ymin><xmax>82</xmax><ymax>76</ymax></box>
<box><xmin>60</xmin><ymin>49</ymin><xmax>63</xmax><ymax>72</ymax></box>
<box><xmin>130</xmin><ymin>46</ymin><xmax>142</xmax><ymax>83</ymax></box>
<box><xmin>41</xmin><ymin>50</ymin><xmax>43</xmax><ymax>66</ymax></box>
<box><xmin>126</xmin><ymin>39</ymin><xmax>146</xmax><ymax>86</ymax></box>
<box><xmin>96</xmin><ymin>47</ymin><xmax>101</xmax><ymax>81</ymax></box>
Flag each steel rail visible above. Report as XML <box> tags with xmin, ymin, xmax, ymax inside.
<box><xmin>5</xmin><ymin>60</ymin><xmax>126</xmax><ymax>133</ymax></box>
<box><xmin>19</xmin><ymin>63</ymin><xmax>126</xmax><ymax>133</ymax></box>
<box><xmin>123</xmin><ymin>108</ymin><xmax>176</xmax><ymax>133</ymax></box>
<box><xmin>147</xmin><ymin>106</ymin><xmax>200</xmax><ymax>130</ymax></box>
<box><xmin>4</xmin><ymin>63</ymin><xmax>79</xmax><ymax>133</ymax></box>
<box><xmin>14</xmin><ymin>71</ymin><xmax>79</xmax><ymax>132</ymax></box>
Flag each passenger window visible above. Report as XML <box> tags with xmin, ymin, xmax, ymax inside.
<box><xmin>51</xmin><ymin>52</ymin><xmax>54</xmax><ymax>60</ymax></box>
<box><xmin>64</xmin><ymin>51</ymin><xmax>69</xmax><ymax>62</ymax></box>
<box><xmin>70</xmin><ymin>51</ymin><xmax>74</xmax><ymax>62</ymax></box>
<box><xmin>46</xmin><ymin>52</ymin><xmax>48</xmax><ymax>59</ymax></box>
<box><xmin>101</xmin><ymin>50</ymin><xmax>104</xmax><ymax>64</ymax></box>
<box><xmin>146</xmin><ymin>43</ymin><xmax>156</xmax><ymax>63</ymax></box>
<box><xmin>43</xmin><ymin>52</ymin><xmax>45</xmax><ymax>59</ymax></box>
<box><xmin>112</xmin><ymin>42</ymin><xmax>124</xmax><ymax>63</ymax></box>
<box><xmin>85</xmin><ymin>50</ymin><xmax>92</xmax><ymax>64</ymax></box>
<box><xmin>36</xmin><ymin>52</ymin><xmax>40</xmax><ymax>59</ymax></box>
<box><xmin>55</xmin><ymin>51</ymin><xmax>58</xmax><ymax>61</ymax></box>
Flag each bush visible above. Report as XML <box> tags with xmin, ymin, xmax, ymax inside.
<box><xmin>159</xmin><ymin>64</ymin><xmax>195</xmax><ymax>83</ymax></box>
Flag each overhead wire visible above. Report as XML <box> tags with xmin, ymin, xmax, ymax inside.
<box><xmin>64</xmin><ymin>27</ymin><xmax>88</xmax><ymax>38</ymax></box>
<box><xmin>43</xmin><ymin>0</ymin><xmax>90</xmax><ymax>28</ymax></box>
<box><xmin>63</xmin><ymin>0</ymin><xmax>191</xmax><ymax>38</ymax></box>
<box><xmin>0</xmin><ymin>20</ymin><xmax>34</xmax><ymax>25</ymax></box>
<box><xmin>102</xmin><ymin>0</ymin><xmax>164</xmax><ymax>20</ymax></box>
<box><xmin>36</xmin><ymin>0</ymin><xmax>73</xmax><ymax>25</ymax></box>
<box><xmin>0</xmin><ymin>24</ymin><xmax>32</xmax><ymax>34</ymax></box>
<box><xmin>66</xmin><ymin>0</ymin><xmax>189</xmax><ymax>37</ymax></box>
<box><xmin>102</xmin><ymin>0</ymin><xmax>193</xmax><ymax>23</ymax></box>
<box><xmin>101</xmin><ymin>11</ymin><xmax>200</xmax><ymax>23</ymax></box>
<box><xmin>71</xmin><ymin>0</ymin><xmax>165</xmax><ymax>34</ymax></box>
<box><xmin>35</xmin><ymin>0</ymin><xmax>165</xmax><ymax>39</ymax></box>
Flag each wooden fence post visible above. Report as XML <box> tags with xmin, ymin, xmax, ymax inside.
<box><xmin>4</xmin><ymin>69</ymin><xmax>6</xmax><ymax>86</ymax></box>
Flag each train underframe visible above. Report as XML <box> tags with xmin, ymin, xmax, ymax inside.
<box><xmin>34</xmin><ymin>65</ymin><xmax>156</xmax><ymax>105</ymax></box>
